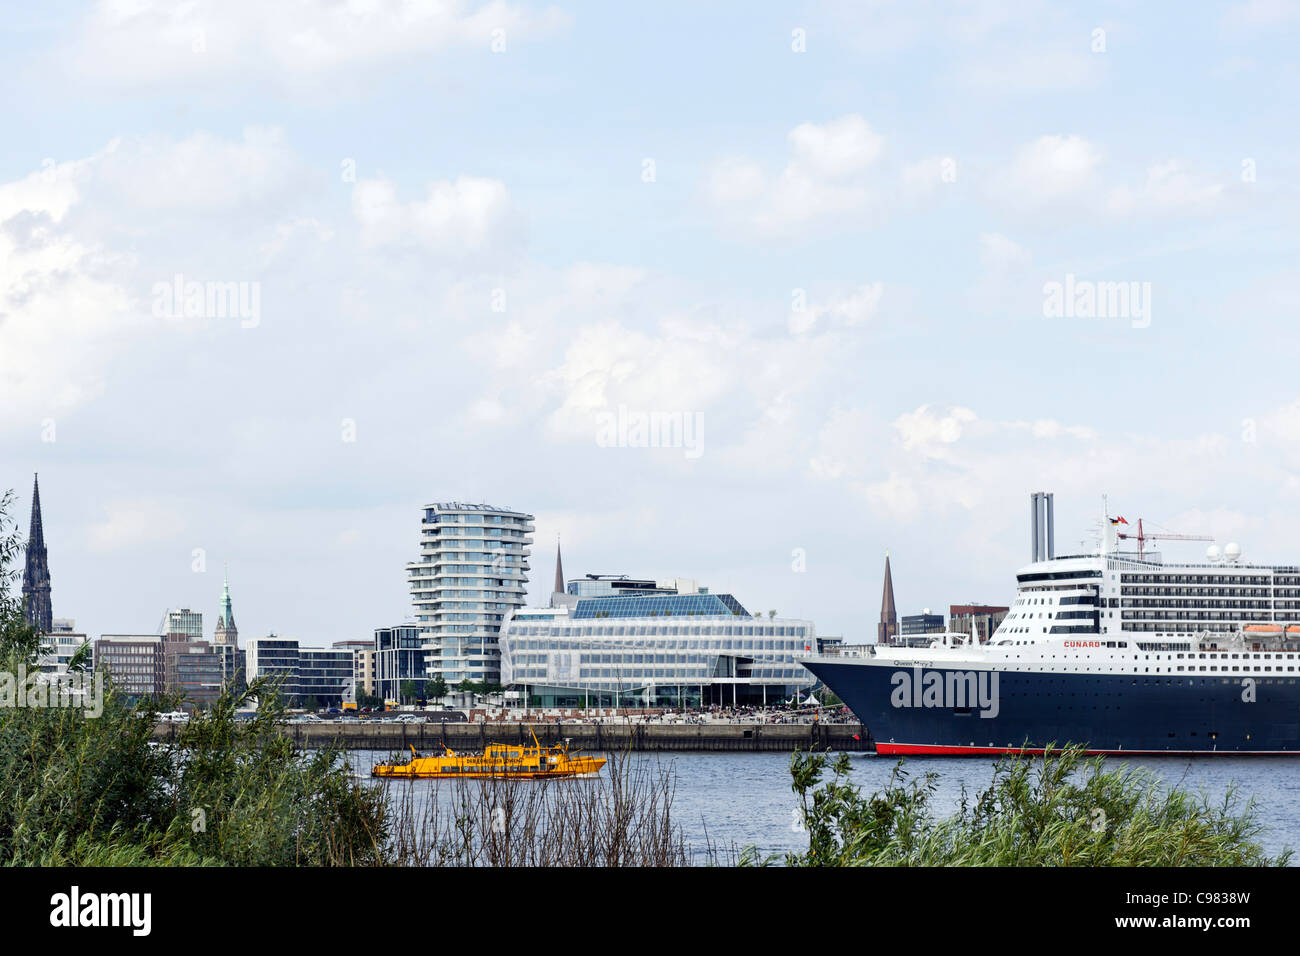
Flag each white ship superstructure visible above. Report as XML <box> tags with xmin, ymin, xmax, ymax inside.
<box><xmin>802</xmin><ymin>498</ymin><xmax>1300</xmax><ymax>755</ymax></box>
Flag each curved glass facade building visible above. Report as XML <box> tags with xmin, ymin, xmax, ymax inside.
<box><xmin>406</xmin><ymin>502</ymin><xmax>534</xmax><ymax>686</ymax></box>
<box><xmin>500</xmin><ymin>575</ymin><xmax>820</xmax><ymax>707</ymax></box>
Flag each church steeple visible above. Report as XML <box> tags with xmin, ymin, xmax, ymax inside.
<box><xmin>214</xmin><ymin>564</ymin><xmax>238</xmax><ymax>646</ymax></box>
<box><xmin>877</xmin><ymin>552</ymin><xmax>897</xmax><ymax>645</ymax></box>
<box><xmin>22</xmin><ymin>473</ymin><xmax>53</xmax><ymax>635</ymax></box>
<box><xmin>553</xmin><ymin>537</ymin><xmax>565</xmax><ymax>596</ymax></box>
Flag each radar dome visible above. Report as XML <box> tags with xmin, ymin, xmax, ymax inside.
<box><xmin>1225</xmin><ymin>542</ymin><xmax>1242</xmax><ymax>562</ymax></box>
<box><xmin>1206</xmin><ymin>545</ymin><xmax>1221</xmax><ymax>562</ymax></box>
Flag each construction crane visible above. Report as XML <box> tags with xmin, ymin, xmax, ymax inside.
<box><xmin>1117</xmin><ymin>518</ymin><xmax>1212</xmax><ymax>559</ymax></box>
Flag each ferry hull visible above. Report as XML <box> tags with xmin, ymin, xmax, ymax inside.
<box><xmin>804</xmin><ymin>659</ymin><xmax>1300</xmax><ymax>756</ymax></box>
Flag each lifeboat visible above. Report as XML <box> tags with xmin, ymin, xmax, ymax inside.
<box><xmin>1244</xmin><ymin>624</ymin><xmax>1284</xmax><ymax>635</ymax></box>
<box><xmin>372</xmin><ymin>732</ymin><xmax>605</xmax><ymax>779</ymax></box>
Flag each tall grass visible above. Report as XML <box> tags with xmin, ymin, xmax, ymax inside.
<box><xmin>380</xmin><ymin>751</ymin><xmax>693</xmax><ymax>866</ymax></box>
<box><xmin>776</xmin><ymin>747</ymin><xmax>1292</xmax><ymax>867</ymax></box>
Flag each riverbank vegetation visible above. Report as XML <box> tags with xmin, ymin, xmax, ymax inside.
<box><xmin>0</xmin><ymin>490</ymin><xmax>386</xmax><ymax>866</ymax></box>
<box><xmin>777</xmin><ymin>748</ymin><xmax>1291</xmax><ymax>866</ymax></box>
<box><xmin>1</xmin><ymin>491</ymin><xmax>1288</xmax><ymax>867</ymax></box>
<box><xmin>381</xmin><ymin>751</ymin><xmax>693</xmax><ymax>866</ymax></box>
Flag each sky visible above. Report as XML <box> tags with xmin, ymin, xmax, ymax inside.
<box><xmin>3</xmin><ymin>0</ymin><xmax>1300</xmax><ymax>647</ymax></box>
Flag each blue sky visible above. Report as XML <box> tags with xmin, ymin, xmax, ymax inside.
<box><xmin>3</xmin><ymin>0</ymin><xmax>1300</xmax><ymax>645</ymax></box>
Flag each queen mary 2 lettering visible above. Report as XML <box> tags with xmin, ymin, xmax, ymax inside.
<box><xmin>800</xmin><ymin>496</ymin><xmax>1300</xmax><ymax>756</ymax></box>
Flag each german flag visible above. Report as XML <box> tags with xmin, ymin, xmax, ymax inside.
<box><xmin>1109</xmin><ymin>516</ymin><xmax>1129</xmax><ymax>525</ymax></box>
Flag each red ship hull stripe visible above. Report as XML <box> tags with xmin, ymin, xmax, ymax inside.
<box><xmin>873</xmin><ymin>742</ymin><xmax>1295</xmax><ymax>757</ymax></box>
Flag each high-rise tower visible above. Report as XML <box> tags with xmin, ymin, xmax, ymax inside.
<box><xmin>22</xmin><ymin>474</ymin><xmax>52</xmax><ymax>635</ymax></box>
<box><xmin>406</xmin><ymin>502</ymin><xmax>534</xmax><ymax>686</ymax></box>
<box><xmin>877</xmin><ymin>552</ymin><xmax>897</xmax><ymax>645</ymax></box>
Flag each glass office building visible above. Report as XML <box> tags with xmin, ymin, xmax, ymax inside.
<box><xmin>245</xmin><ymin>636</ymin><xmax>352</xmax><ymax>707</ymax></box>
<box><xmin>500</xmin><ymin>575</ymin><xmax>820</xmax><ymax>708</ymax></box>
<box><xmin>298</xmin><ymin>648</ymin><xmax>354</xmax><ymax>707</ymax></box>
<box><xmin>163</xmin><ymin>608</ymin><xmax>203</xmax><ymax>640</ymax></box>
<box><xmin>374</xmin><ymin>624</ymin><xmax>425</xmax><ymax>701</ymax></box>
<box><xmin>406</xmin><ymin>502</ymin><xmax>534</xmax><ymax>686</ymax></box>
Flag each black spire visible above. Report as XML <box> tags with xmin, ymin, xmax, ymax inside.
<box><xmin>22</xmin><ymin>474</ymin><xmax>52</xmax><ymax>635</ymax></box>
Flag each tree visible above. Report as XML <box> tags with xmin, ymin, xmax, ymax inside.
<box><xmin>425</xmin><ymin>676</ymin><xmax>448</xmax><ymax>701</ymax></box>
<box><xmin>0</xmin><ymin>490</ymin><xmax>39</xmax><ymax>661</ymax></box>
<box><xmin>400</xmin><ymin>680</ymin><xmax>417</xmax><ymax>704</ymax></box>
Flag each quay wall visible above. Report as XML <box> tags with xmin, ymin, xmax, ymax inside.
<box><xmin>153</xmin><ymin>720</ymin><xmax>872</xmax><ymax>753</ymax></box>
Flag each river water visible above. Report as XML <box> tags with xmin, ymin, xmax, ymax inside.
<box><xmin>351</xmin><ymin>749</ymin><xmax>1300</xmax><ymax>863</ymax></box>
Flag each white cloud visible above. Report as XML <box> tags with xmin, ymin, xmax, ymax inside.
<box><xmin>0</xmin><ymin>167</ymin><xmax>138</xmax><ymax>421</ymax></box>
<box><xmin>968</xmin><ymin>232</ymin><xmax>1036</xmax><ymax>316</ymax></box>
<box><xmin>542</xmin><ymin>319</ymin><xmax>738</xmax><ymax>441</ymax></box>
<box><xmin>88</xmin><ymin>499</ymin><xmax>188</xmax><ymax>553</ymax></box>
<box><xmin>802</xmin><ymin>398</ymin><xmax>1300</xmax><ymax>556</ymax></box>
<box><xmin>978</xmin><ymin>232</ymin><xmax>1031</xmax><ymax>271</ymax></box>
<box><xmin>895</xmin><ymin>405</ymin><xmax>978</xmax><ymax>457</ymax></box>
<box><xmin>89</xmin><ymin>127</ymin><xmax>304</xmax><ymax>213</ymax></box>
<box><xmin>787</xmin><ymin>115</ymin><xmax>885</xmax><ymax>178</ymax></box>
<box><xmin>789</xmin><ymin>284</ymin><xmax>884</xmax><ymax>335</ymax></box>
<box><xmin>901</xmin><ymin>155</ymin><xmax>956</xmax><ymax>201</ymax></box>
<box><xmin>1224</xmin><ymin>0</ymin><xmax>1300</xmax><ymax>26</ymax></box>
<box><xmin>1107</xmin><ymin>160</ymin><xmax>1226</xmax><ymax>217</ymax></box>
<box><xmin>999</xmin><ymin>134</ymin><xmax>1103</xmax><ymax>209</ymax></box>
<box><xmin>64</xmin><ymin>0</ymin><xmax>571</xmax><ymax>89</ymax></box>
<box><xmin>704</xmin><ymin>115</ymin><xmax>886</xmax><ymax>237</ymax></box>
<box><xmin>352</xmin><ymin>175</ymin><xmax>513</xmax><ymax>254</ymax></box>
<box><xmin>960</xmin><ymin>49</ymin><xmax>1101</xmax><ymax>93</ymax></box>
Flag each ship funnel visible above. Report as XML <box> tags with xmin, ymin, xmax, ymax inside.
<box><xmin>1030</xmin><ymin>492</ymin><xmax>1055</xmax><ymax>562</ymax></box>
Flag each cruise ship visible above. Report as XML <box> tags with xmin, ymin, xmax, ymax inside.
<box><xmin>802</xmin><ymin>496</ymin><xmax>1300</xmax><ymax>755</ymax></box>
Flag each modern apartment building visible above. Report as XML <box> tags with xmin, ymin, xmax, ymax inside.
<box><xmin>373</xmin><ymin>624</ymin><xmax>423</xmax><ymax>702</ymax></box>
<box><xmin>333</xmin><ymin>640</ymin><xmax>377</xmax><ymax>697</ymax></box>
<box><xmin>406</xmin><ymin>502</ymin><xmax>534</xmax><ymax>687</ymax></box>
<box><xmin>298</xmin><ymin>648</ymin><xmax>354</xmax><ymax>707</ymax></box>
<box><xmin>245</xmin><ymin>635</ymin><xmax>299</xmax><ymax>699</ymax></box>
<box><xmin>245</xmin><ymin>636</ymin><xmax>352</xmax><ymax>707</ymax></box>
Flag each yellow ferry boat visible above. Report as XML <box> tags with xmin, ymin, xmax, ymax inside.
<box><xmin>371</xmin><ymin>732</ymin><xmax>606</xmax><ymax>779</ymax></box>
